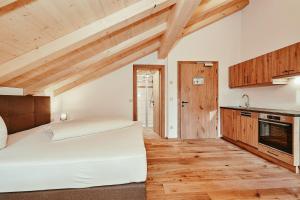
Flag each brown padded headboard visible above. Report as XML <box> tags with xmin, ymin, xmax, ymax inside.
<box><xmin>0</xmin><ymin>95</ymin><xmax>51</xmax><ymax>134</ymax></box>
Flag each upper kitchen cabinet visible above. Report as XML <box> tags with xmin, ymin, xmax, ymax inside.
<box><xmin>229</xmin><ymin>60</ymin><xmax>257</xmax><ymax>88</ymax></box>
<box><xmin>255</xmin><ymin>54</ymin><xmax>273</xmax><ymax>85</ymax></box>
<box><xmin>273</xmin><ymin>43</ymin><xmax>300</xmax><ymax>77</ymax></box>
<box><xmin>290</xmin><ymin>43</ymin><xmax>300</xmax><ymax>76</ymax></box>
<box><xmin>272</xmin><ymin>46</ymin><xmax>292</xmax><ymax>77</ymax></box>
<box><xmin>243</xmin><ymin>59</ymin><xmax>256</xmax><ymax>85</ymax></box>
<box><xmin>229</xmin><ymin>42</ymin><xmax>300</xmax><ymax>88</ymax></box>
<box><xmin>229</xmin><ymin>64</ymin><xmax>242</xmax><ymax>87</ymax></box>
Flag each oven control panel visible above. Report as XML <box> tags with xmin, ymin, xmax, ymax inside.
<box><xmin>259</xmin><ymin>113</ymin><xmax>293</xmax><ymax>124</ymax></box>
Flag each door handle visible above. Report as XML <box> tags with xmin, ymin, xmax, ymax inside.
<box><xmin>181</xmin><ymin>101</ymin><xmax>189</xmax><ymax>107</ymax></box>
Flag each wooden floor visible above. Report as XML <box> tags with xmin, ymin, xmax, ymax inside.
<box><xmin>144</xmin><ymin>134</ymin><xmax>300</xmax><ymax>199</ymax></box>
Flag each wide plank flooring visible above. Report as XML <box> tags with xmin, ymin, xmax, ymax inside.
<box><xmin>144</xmin><ymin>136</ymin><xmax>300</xmax><ymax>200</ymax></box>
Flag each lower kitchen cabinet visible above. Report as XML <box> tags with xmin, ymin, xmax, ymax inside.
<box><xmin>221</xmin><ymin>108</ymin><xmax>258</xmax><ymax>148</ymax></box>
<box><xmin>238</xmin><ymin>111</ymin><xmax>258</xmax><ymax>148</ymax></box>
<box><xmin>221</xmin><ymin>108</ymin><xmax>237</xmax><ymax>141</ymax></box>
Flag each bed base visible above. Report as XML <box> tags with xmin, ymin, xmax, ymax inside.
<box><xmin>0</xmin><ymin>182</ymin><xmax>145</xmax><ymax>200</ymax></box>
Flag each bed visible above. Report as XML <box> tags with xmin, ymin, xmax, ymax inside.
<box><xmin>0</xmin><ymin>95</ymin><xmax>147</xmax><ymax>200</ymax></box>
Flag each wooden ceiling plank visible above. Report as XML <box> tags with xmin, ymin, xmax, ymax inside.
<box><xmin>24</xmin><ymin>23</ymin><xmax>167</xmax><ymax>93</ymax></box>
<box><xmin>4</xmin><ymin>8</ymin><xmax>171</xmax><ymax>88</ymax></box>
<box><xmin>184</xmin><ymin>0</ymin><xmax>249</xmax><ymax>36</ymax></box>
<box><xmin>52</xmin><ymin>41</ymin><xmax>161</xmax><ymax>96</ymax></box>
<box><xmin>158</xmin><ymin>0</ymin><xmax>201</xmax><ymax>59</ymax></box>
<box><xmin>0</xmin><ymin>0</ymin><xmax>16</xmax><ymax>8</ymax></box>
<box><xmin>0</xmin><ymin>0</ymin><xmax>176</xmax><ymax>84</ymax></box>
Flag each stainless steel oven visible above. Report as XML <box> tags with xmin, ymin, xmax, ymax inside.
<box><xmin>258</xmin><ymin>113</ymin><xmax>293</xmax><ymax>154</ymax></box>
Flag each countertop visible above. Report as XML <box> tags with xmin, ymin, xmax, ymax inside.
<box><xmin>221</xmin><ymin>106</ymin><xmax>300</xmax><ymax>117</ymax></box>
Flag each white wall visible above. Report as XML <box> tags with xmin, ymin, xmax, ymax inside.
<box><xmin>239</xmin><ymin>0</ymin><xmax>300</xmax><ymax>110</ymax></box>
<box><xmin>53</xmin><ymin>53</ymin><xmax>165</xmax><ymax>121</ymax></box>
<box><xmin>0</xmin><ymin>87</ymin><xmax>23</xmax><ymax>95</ymax></box>
<box><xmin>166</xmin><ymin>12</ymin><xmax>242</xmax><ymax>137</ymax></box>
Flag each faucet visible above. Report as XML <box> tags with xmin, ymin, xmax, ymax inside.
<box><xmin>242</xmin><ymin>94</ymin><xmax>250</xmax><ymax>108</ymax></box>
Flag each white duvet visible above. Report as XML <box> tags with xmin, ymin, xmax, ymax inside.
<box><xmin>0</xmin><ymin>122</ymin><xmax>147</xmax><ymax>193</ymax></box>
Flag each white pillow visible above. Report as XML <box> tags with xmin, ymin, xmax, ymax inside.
<box><xmin>51</xmin><ymin>118</ymin><xmax>135</xmax><ymax>141</ymax></box>
<box><xmin>0</xmin><ymin>116</ymin><xmax>8</xmax><ymax>149</ymax></box>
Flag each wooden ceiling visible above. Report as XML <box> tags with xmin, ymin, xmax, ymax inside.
<box><xmin>0</xmin><ymin>0</ymin><xmax>249</xmax><ymax>96</ymax></box>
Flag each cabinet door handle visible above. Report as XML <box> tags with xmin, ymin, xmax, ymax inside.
<box><xmin>267</xmin><ymin>150</ymin><xmax>279</xmax><ymax>157</ymax></box>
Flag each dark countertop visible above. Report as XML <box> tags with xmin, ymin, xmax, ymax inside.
<box><xmin>221</xmin><ymin>106</ymin><xmax>300</xmax><ymax>117</ymax></box>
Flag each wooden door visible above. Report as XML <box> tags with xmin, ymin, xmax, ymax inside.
<box><xmin>133</xmin><ymin>65</ymin><xmax>165</xmax><ymax>138</ymax></box>
<box><xmin>152</xmin><ymin>71</ymin><xmax>160</xmax><ymax>135</ymax></box>
<box><xmin>178</xmin><ymin>61</ymin><xmax>218</xmax><ymax>139</ymax></box>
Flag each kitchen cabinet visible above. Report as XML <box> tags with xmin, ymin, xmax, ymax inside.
<box><xmin>272</xmin><ymin>43</ymin><xmax>300</xmax><ymax>77</ymax></box>
<box><xmin>290</xmin><ymin>43</ymin><xmax>300</xmax><ymax>76</ymax></box>
<box><xmin>258</xmin><ymin>144</ymin><xmax>293</xmax><ymax>166</ymax></box>
<box><xmin>229</xmin><ymin>65</ymin><xmax>240</xmax><ymax>88</ymax></box>
<box><xmin>243</xmin><ymin>60</ymin><xmax>256</xmax><ymax>86</ymax></box>
<box><xmin>222</xmin><ymin>108</ymin><xmax>258</xmax><ymax>148</ymax></box>
<box><xmin>229</xmin><ymin>61</ymin><xmax>256</xmax><ymax>88</ymax></box>
<box><xmin>238</xmin><ymin>111</ymin><xmax>258</xmax><ymax>148</ymax></box>
<box><xmin>272</xmin><ymin>46</ymin><xmax>291</xmax><ymax>77</ymax></box>
<box><xmin>221</xmin><ymin>108</ymin><xmax>237</xmax><ymax>141</ymax></box>
<box><xmin>255</xmin><ymin>54</ymin><xmax>273</xmax><ymax>85</ymax></box>
<box><xmin>229</xmin><ymin>42</ymin><xmax>300</xmax><ymax>88</ymax></box>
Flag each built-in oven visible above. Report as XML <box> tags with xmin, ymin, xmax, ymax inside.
<box><xmin>258</xmin><ymin>113</ymin><xmax>293</xmax><ymax>155</ymax></box>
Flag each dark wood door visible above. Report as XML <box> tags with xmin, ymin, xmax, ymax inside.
<box><xmin>178</xmin><ymin>61</ymin><xmax>218</xmax><ymax>139</ymax></box>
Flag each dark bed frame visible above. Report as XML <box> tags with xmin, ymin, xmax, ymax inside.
<box><xmin>0</xmin><ymin>95</ymin><xmax>146</xmax><ymax>200</ymax></box>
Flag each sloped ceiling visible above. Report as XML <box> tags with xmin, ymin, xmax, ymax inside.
<box><xmin>0</xmin><ymin>0</ymin><xmax>249</xmax><ymax>96</ymax></box>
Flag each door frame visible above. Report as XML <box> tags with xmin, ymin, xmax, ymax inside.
<box><xmin>133</xmin><ymin>64</ymin><xmax>165</xmax><ymax>138</ymax></box>
<box><xmin>177</xmin><ymin>61</ymin><xmax>219</xmax><ymax>139</ymax></box>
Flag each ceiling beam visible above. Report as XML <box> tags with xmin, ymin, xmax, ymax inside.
<box><xmin>158</xmin><ymin>0</ymin><xmax>201</xmax><ymax>59</ymax></box>
<box><xmin>0</xmin><ymin>0</ymin><xmax>176</xmax><ymax>84</ymax></box>
<box><xmin>183</xmin><ymin>0</ymin><xmax>249</xmax><ymax>36</ymax></box>
<box><xmin>188</xmin><ymin>0</ymin><xmax>234</xmax><ymax>26</ymax></box>
<box><xmin>52</xmin><ymin>41</ymin><xmax>161</xmax><ymax>96</ymax></box>
<box><xmin>24</xmin><ymin>23</ymin><xmax>167</xmax><ymax>93</ymax></box>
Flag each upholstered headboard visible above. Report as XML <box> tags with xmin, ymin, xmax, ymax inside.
<box><xmin>0</xmin><ymin>95</ymin><xmax>51</xmax><ymax>134</ymax></box>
